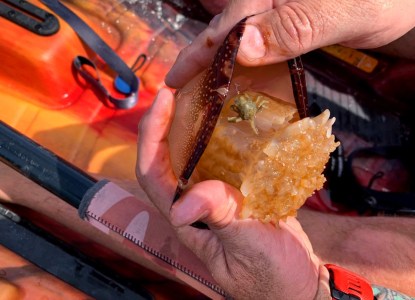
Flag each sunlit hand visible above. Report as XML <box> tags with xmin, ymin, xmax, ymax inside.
<box><xmin>166</xmin><ymin>0</ymin><xmax>415</xmax><ymax>88</ymax></box>
<box><xmin>136</xmin><ymin>88</ymin><xmax>328</xmax><ymax>299</ymax></box>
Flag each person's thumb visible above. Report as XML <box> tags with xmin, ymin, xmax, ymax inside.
<box><xmin>170</xmin><ymin>180</ymin><xmax>242</xmax><ymax>229</ymax></box>
<box><xmin>237</xmin><ymin>3</ymin><xmax>325</xmax><ymax>66</ymax></box>
<box><xmin>168</xmin><ymin>180</ymin><xmax>243</xmax><ymax>266</ymax></box>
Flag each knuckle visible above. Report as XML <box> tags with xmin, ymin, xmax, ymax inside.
<box><xmin>272</xmin><ymin>3</ymin><xmax>321</xmax><ymax>55</ymax></box>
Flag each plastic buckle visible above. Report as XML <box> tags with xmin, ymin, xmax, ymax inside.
<box><xmin>325</xmin><ymin>264</ymin><xmax>374</xmax><ymax>300</ymax></box>
<box><xmin>0</xmin><ymin>0</ymin><xmax>59</xmax><ymax>36</ymax></box>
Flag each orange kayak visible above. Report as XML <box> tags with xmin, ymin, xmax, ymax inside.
<box><xmin>0</xmin><ymin>0</ymin><xmax>209</xmax><ymax>298</ymax></box>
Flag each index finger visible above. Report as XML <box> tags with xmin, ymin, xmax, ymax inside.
<box><xmin>165</xmin><ymin>0</ymin><xmax>273</xmax><ymax>88</ymax></box>
<box><xmin>136</xmin><ymin>88</ymin><xmax>177</xmax><ymax>218</ymax></box>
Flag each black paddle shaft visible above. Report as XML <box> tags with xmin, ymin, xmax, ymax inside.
<box><xmin>0</xmin><ymin>121</ymin><xmax>96</xmax><ymax>208</ymax></box>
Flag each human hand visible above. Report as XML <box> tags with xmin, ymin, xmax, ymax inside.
<box><xmin>136</xmin><ymin>88</ymin><xmax>328</xmax><ymax>299</ymax></box>
<box><xmin>166</xmin><ymin>0</ymin><xmax>415</xmax><ymax>88</ymax></box>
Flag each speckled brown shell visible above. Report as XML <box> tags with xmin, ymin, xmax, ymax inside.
<box><xmin>169</xmin><ymin>18</ymin><xmax>246</xmax><ymax>197</ymax></box>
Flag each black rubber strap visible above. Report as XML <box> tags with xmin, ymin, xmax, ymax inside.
<box><xmin>0</xmin><ymin>0</ymin><xmax>60</xmax><ymax>36</ymax></box>
<box><xmin>41</xmin><ymin>0</ymin><xmax>139</xmax><ymax>109</ymax></box>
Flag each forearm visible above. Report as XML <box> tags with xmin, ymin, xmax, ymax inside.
<box><xmin>298</xmin><ymin>208</ymin><xmax>415</xmax><ymax>296</ymax></box>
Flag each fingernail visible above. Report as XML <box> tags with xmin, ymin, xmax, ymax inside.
<box><xmin>239</xmin><ymin>24</ymin><xmax>266</xmax><ymax>59</ymax></box>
